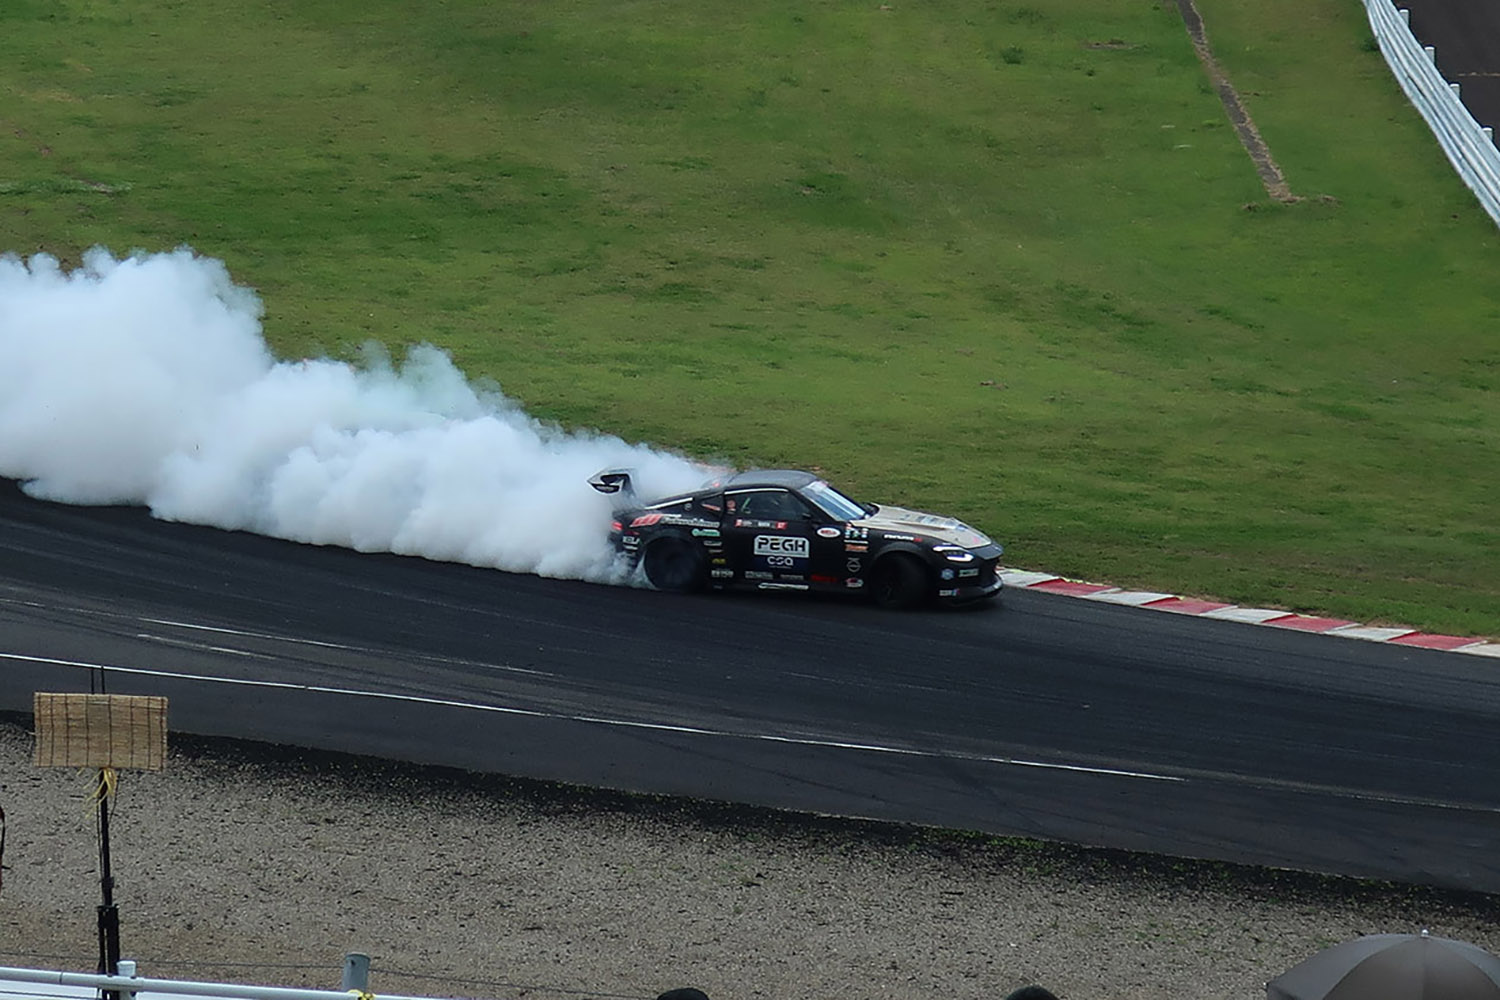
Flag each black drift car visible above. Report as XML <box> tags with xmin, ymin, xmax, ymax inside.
<box><xmin>590</xmin><ymin>468</ymin><xmax>1003</xmax><ymax>609</ymax></box>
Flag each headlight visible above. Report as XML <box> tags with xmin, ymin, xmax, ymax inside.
<box><xmin>931</xmin><ymin>545</ymin><xmax>975</xmax><ymax>562</ymax></box>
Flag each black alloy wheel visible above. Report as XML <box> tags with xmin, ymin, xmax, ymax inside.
<box><xmin>643</xmin><ymin>536</ymin><xmax>708</xmax><ymax>592</ymax></box>
<box><xmin>870</xmin><ymin>553</ymin><xmax>929</xmax><ymax>609</ymax></box>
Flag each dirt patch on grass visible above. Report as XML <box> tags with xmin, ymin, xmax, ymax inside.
<box><xmin>1173</xmin><ymin>0</ymin><xmax>1300</xmax><ymax>203</ymax></box>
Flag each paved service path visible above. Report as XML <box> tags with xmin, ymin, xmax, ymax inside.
<box><xmin>1403</xmin><ymin>0</ymin><xmax>1500</xmax><ymax>130</ymax></box>
<box><xmin>1174</xmin><ymin>0</ymin><xmax>1296</xmax><ymax>201</ymax></box>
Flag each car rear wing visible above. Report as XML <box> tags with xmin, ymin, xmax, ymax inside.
<box><xmin>588</xmin><ymin>468</ymin><xmax>635</xmax><ymax>497</ymax></box>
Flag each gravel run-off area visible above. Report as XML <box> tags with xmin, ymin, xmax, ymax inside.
<box><xmin>1</xmin><ymin>718</ymin><xmax>1497</xmax><ymax>1000</ymax></box>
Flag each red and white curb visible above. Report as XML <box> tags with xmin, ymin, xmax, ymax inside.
<box><xmin>998</xmin><ymin>569</ymin><xmax>1500</xmax><ymax>658</ymax></box>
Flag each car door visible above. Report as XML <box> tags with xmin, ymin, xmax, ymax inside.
<box><xmin>722</xmin><ymin>488</ymin><xmax>828</xmax><ymax>587</ymax></box>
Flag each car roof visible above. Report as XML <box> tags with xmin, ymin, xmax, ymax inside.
<box><xmin>719</xmin><ymin>469</ymin><xmax>821</xmax><ymax>491</ymax></box>
<box><xmin>639</xmin><ymin>470</ymin><xmax>821</xmax><ymax>509</ymax></box>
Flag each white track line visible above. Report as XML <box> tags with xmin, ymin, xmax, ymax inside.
<box><xmin>0</xmin><ymin>651</ymin><xmax>1181</xmax><ymax>783</ymax></box>
<box><xmin>10</xmin><ymin>651</ymin><xmax>1497</xmax><ymax>813</ymax></box>
<box><xmin>0</xmin><ymin>594</ymin><xmax>553</xmax><ymax>677</ymax></box>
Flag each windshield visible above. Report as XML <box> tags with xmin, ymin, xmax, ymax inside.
<box><xmin>803</xmin><ymin>480</ymin><xmax>867</xmax><ymax>522</ymax></box>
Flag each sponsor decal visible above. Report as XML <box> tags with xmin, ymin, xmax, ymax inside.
<box><xmin>711</xmin><ymin>557</ymin><xmax>727</xmax><ymax>565</ymax></box>
<box><xmin>844</xmin><ymin>525</ymin><xmax>869</xmax><ymax>541</ymax></box>
<box><xmin>959</xmin><ymin>567</ymin><xmax>979</xmax><ymax>577</ymax></box>
<box><xmin>711</xmin><ymin>568</ymin><xmax>734</xmax><ymax>579</ymax></box>
<box><xmin>846</xmin><ymin>558</ymin><xmax>862</xmax><ymax>574</ymax></box>
<box><xmin>816</xmin><ymin>526</ymin><xmax>841</xmax><ymax>539</ymax></box>
<box><xmin>940</xmin><ymin>568</ymin><xmax>956</xmax><ymax>581</ymax></box>
<box><xmin>811</xmin><ymin>574</ymin><xmax>838</xmax><ymax>584</ymax></box>
<box><xmin>754</xmin><ymin>535</ymin><xmax>810</xmax><ymax>558</ymax></box>
<box><xmin>631</xmin><ymin>512</ymin><xmax>664</xmax><ymax>527</ymax></box>
<box><xmin>622</xmin><ymin>536</ymin><xmax>640</xmax><ymax>548</ymax></box>
<box><xmin>745</xmin><ymin>570</ymin><xmax>773</xmax><ymax>580</ymax></box>
<box><xmin>736</xmin><ymin>518</ymin><xmax>788</xmax><ymax>530</ymax></box>
<box><xmin>846</xmin><ymin>577</ymin><xmax>863</xmax><ymax>588</ymax></box>
<box><xmin>883</xmin><ymin>533</ymin><xmax>917</xmax><ymax>542</ymax></box>
<box><xmin>844</xmin><ymin>542</ymin><xmax>867</xmax><ymax>553</ymax></box>
<box><xmin>778</xmin><ymin>573</ymin><xmax>805</xmax><ymax>582</ymax></box>
<box><xmin>766</xmin><ymin>554</ymin><xmax>797</xmax><ymax>568</ymax></box>
<box><xmin>938</xmin><ymin>588</ymin><xmax>959</xmax><ymax>597</ymax></box>
<box><xmin>692</xmin><ymin>528</ymin><xmax>721</xmax><ymax>537</ymax></box>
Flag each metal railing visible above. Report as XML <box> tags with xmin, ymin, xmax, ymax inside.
<box><xmin>0</xmin><ymin>961</ymin><xmax>465</xmax><ymax>1000</ymax></box>
<box><xmin>1365</xmin><ymin>0</ymin><xmax>1500</xmax><ymax>226</ymax></box>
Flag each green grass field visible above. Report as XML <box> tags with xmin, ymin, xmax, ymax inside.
<box><xmin>2</xmin><ymin>0</ymin><xmax>1497</xmax><ymax>635</ymax></box>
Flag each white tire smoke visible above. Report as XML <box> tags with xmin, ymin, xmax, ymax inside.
<box><xmin>0</xmin><ymin>248</ymin><xmax>712</xmax><ymax>583</ymax></box>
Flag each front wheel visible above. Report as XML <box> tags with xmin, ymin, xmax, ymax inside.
<box><xmin>869</xmin><ymin>554</ymin><xmax>930</xmax><ymax>610</ymax></box>
<box><xmin>643</xmin><ymin>536</ymin><xmax>707</xmax><ymax>593</ymax></box>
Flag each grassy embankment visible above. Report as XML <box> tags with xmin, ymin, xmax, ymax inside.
<box><xmin>1</xmin><ymin>0</ymin><xmax>1496</xmax><ymax>634</ymax></box>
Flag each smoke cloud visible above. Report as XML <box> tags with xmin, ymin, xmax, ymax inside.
<box><xmin>0</xmin><ymin>247</ymin><xmax>714</xmax><ymax>582</ymax></box>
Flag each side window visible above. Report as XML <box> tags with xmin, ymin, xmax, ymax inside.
<box><xmin>737</xmin><ymin>490</ymin><xmax>811</xmax><ymax>522</ymax></box>
<box><xmin>692</xmin><ymin>493</ymin><xmax>725</xmax><ymax>519</ymax></box>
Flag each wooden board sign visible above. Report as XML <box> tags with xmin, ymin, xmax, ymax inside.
<box><xmin>33</xmin><ymin>693</ymin><xmax>167</xmax><ymax>771</ymax></box>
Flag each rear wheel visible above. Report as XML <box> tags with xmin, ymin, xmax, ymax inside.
<box><xmin>869</xmin><ymin>554</ymin><xmax>930</xmax><ymax>610</ymax></box>
<box><xmin>643</xmin><ymin>536</ymin><xmax>707</xmax><ymax>592</ymax></box>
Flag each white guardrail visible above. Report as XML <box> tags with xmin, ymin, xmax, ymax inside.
<box><xmin>0</xmin><ymin>964</ymin><xmax>465</xmax><ymax>1000</ymax></box>
<box><xmin>1365</xmin><ymin>0</ymin><xmax>1500</xmax><ymax>226</ymax></box>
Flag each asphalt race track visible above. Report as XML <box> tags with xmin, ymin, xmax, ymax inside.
<box><xmin>1</xmin><ymin>479</ymin><xmax>1497</xmax><ymax>893</ymax></box>
<box><xmin>1404</xmin><ymin>0</ymin><xmax>1500</xmax><ymax>130</ymax></box>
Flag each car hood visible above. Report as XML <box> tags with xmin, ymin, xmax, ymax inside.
<box><xmin>861</xmin><ymin>505</ymin><xmax>994</xmax><ymax>549</ymax></box>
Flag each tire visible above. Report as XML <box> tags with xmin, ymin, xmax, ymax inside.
<box><xmin>869</xmin><ymin>553</ymin><xmax>930</xmax><ymax>610</ymax></box>
<box><xmin>643</xmin><ymin>536</ymin><xmax>707</xmax><ymax>593</ymax></box>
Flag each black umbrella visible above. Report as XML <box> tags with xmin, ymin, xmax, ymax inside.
<box><xmin>1268</xmin><ymin>933</ymin><xmax>1500</xmax><ymax>1000</ymax></box>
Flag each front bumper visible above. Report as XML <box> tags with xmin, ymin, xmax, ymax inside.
<box><xmin>933</xmin><ymin>554</ymin><xmax>1003</xmax><ymax>602</ymax></box>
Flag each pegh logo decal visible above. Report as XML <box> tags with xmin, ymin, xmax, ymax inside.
<box><xmin>754</xmin><ymin>535</ymin><xmax>810</xmax><ymax>559</ymax></box>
